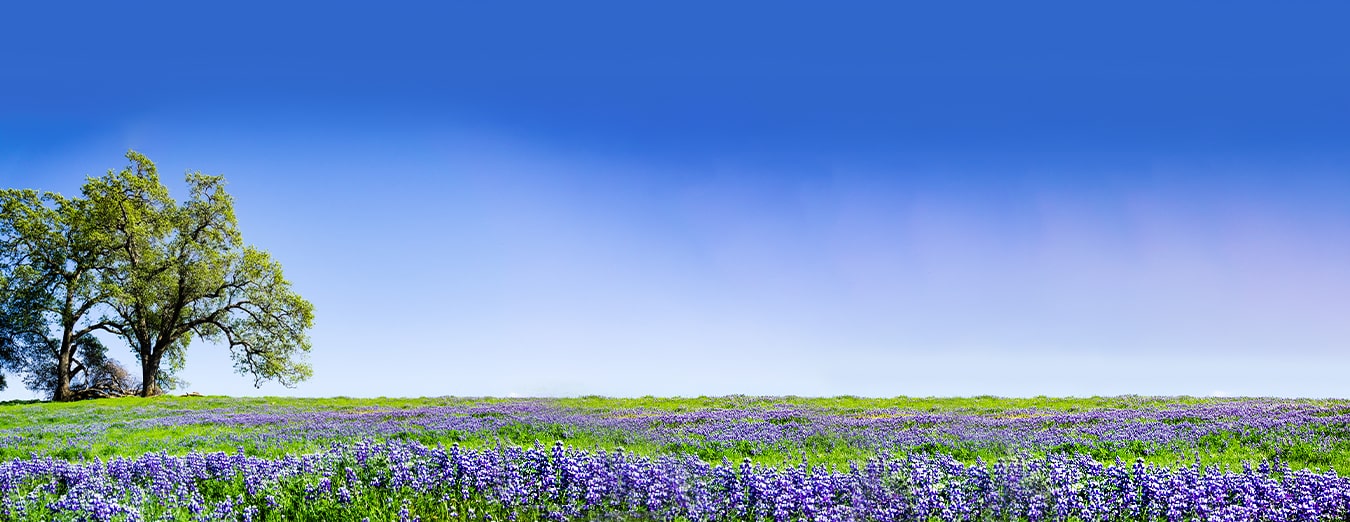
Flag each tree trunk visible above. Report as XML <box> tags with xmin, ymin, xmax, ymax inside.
<box><xmin>140</xmin><ymin>354</ymin><xmax>161</xmax><ymax>397</ymax></box>
<box><xmin>53</xmin><ymin>327</ymin><xmax>74</xmax><ymax>402</ymax></box>
<box><xmin>54</xmin><ymin>353</ymin><xmax>72</xmax><ymax>401</ymax></box>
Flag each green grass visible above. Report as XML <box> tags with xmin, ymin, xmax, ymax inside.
<box><xmin>553</xmin><ymin>394</ymin><xmax>1226</xmax><ymax>412</ymax></box>
<box><xmin>2</xmin><ymin>395</ymin><xmax>1348</xmax><ymax>473</ymax></box>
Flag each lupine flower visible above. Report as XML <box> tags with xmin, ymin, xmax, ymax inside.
<box><xmin>5</xmin><ymin>439</ymin><xmax>1346</xmax><ymax>521</ymax></box>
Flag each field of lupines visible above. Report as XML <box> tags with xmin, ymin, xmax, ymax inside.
<box><xmin>2</xmin><ymin>395</ymin><xmax>1350</xmax><ymax>521</ymax></box>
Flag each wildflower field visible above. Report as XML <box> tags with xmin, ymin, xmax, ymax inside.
<box><xmin>3</xmin><ymin>395</ymin><xmax>1350</xmax><ymax>521</ymax></box>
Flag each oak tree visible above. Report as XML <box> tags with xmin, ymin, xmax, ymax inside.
<box><xmin>0</xmin><ymin>188</ymin><xmax>122</xmax><ymax>400</ymax></box>
<box><xmin>87</xmin><ymin>152</ymin><xmax>315</xmax><ymax>396</ymax></box>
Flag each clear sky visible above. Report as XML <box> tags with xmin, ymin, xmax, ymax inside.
<box><xmin>3</xmin><ymin>2</ymin><xmax>1349</xmax><ymax>399</ymax></box>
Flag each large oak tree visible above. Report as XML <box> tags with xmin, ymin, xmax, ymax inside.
<box><xmin>84</xmin><ymin>152</ymin><xmax>315</xmax><ymax>396</ymax></box>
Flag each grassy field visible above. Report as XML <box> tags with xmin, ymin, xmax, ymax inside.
<box><xmin>3</xmin><ymin>395</ymin><xmax>1348</xmax><ymax>472</ymax></box>
<box><xmin>3</xmin><ymin>395</ymin><xmax>1350</xmax><ymax>521</ymax></box>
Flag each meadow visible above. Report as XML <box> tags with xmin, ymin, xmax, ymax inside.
<box><xmin>2</xmin><ymin>395</ymin><xmax>1349</xmax><ymax>521</ymax></box>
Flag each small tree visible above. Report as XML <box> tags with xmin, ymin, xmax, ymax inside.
<box><xmin>87</xmin><ymin>152</ymin><xmax>315</xmax><ymax>396</ymax></box>
<box><xmin>0</xmin><ymin>188</ymin><xmax>122</xmax><ymax>401</ymax></box>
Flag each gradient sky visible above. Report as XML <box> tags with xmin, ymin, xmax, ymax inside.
<box><xmin>3</xmin><ymin>2</ymin><xmax>1349</xmax><ymax>399</ymax></box>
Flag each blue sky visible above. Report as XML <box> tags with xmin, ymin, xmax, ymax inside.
<box><xmin>3</xmin><ymin>2</ymin><xmax>1350</xmax><ymax>398</ymax></box>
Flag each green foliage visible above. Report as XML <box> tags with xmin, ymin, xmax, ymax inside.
<box><xmin>0</xmin><ymin>182</ymin><xmax>125</xmax><ymax>399</ymax></box>
<box><xmin>82</xmin><ymin>151</ymin><xmax>315</xmax><ymax>395</ymax></box>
